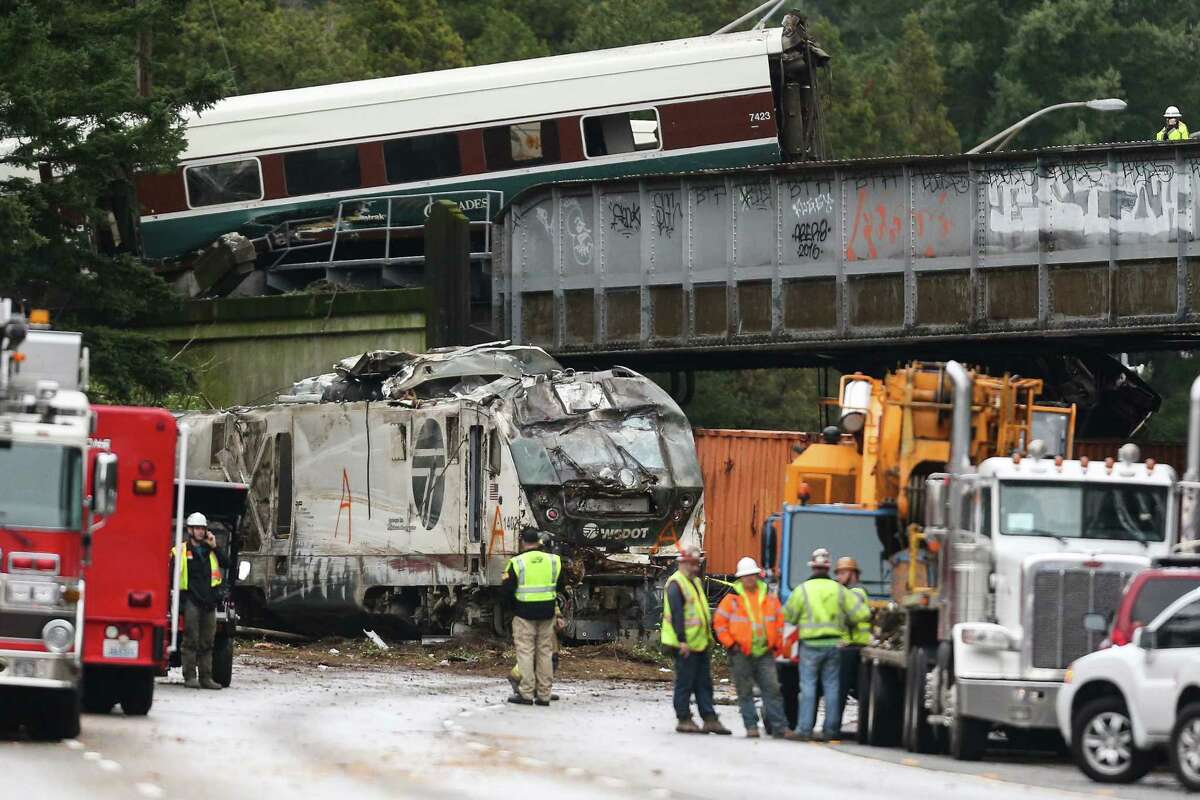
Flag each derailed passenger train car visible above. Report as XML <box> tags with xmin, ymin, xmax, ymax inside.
<box><xmin>180</xmin><ymin>343</ymin><xmax>704</xmax><ymax>640</ymax></box>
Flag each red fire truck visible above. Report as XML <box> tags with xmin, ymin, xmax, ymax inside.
<box><xmin>0</xmin><ymin>300</ymin><xmax>117</xmax><ymax>739</ymax></box>
<box><xmin>82</xmin><ymin>405</ymin><xmax>177</xmax><ymax>715</ymax></box>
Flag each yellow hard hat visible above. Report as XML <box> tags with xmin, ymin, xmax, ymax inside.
<box><xmin>835</xmin><ymin>556</ymin><xmax>860</xmax><ymax>573</ymax></box>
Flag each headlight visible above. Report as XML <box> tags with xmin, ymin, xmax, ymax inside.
<box><xmin>42</xmin><ymin>620</ymin><xmax>75</xmax><ymax>653</ymax></box>
<box><xmin>961</xmin><ymin>626</ymin><xmax>1012</xmax><ymax>650</ymax></box>
<box><xmin>618</xmin><ymin>468</ymin><xmax>636</xmax><ymax>488</ymax></box>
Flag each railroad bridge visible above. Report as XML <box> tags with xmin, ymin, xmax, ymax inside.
<box><xmin>490</xmin><ymin>140</ymin><xmax>1200</xmax><ymax>371</ymax></box>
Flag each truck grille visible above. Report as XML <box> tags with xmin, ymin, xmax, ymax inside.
<box><xmin>1030</xmin><ymin>567</ymin><xmax>1131</xmax><ymax>669</ymax></box>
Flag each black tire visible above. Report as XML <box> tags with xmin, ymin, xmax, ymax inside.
<box><xmin>949</xmin><ymin>712</ymin><xmax>988</xmax><ymax>761</ymax></box>
<box><xmin>119</xmin><ymin>670</ymin><xmax>155</xmax><ymax>716</ymax></box>
<box><xmin>29</xmin><ymin>689</ymin><xmax>81</xmax><ymax>741</ymax></box>
<box><xmin>1070</xmin><ymin>696</ymin><xmax>1153</xmax><ymax>783</ymax></box>
<box><xmin>1169</xmin><ymin>702</ymin><xmax>1200</xmax><ymax>791</ymax></box>
<box><xmin>948</xmin><ymin>684</ymin><xmax>989</xmax><ymax>761</ymax></box>
<box><xmin>866</xmin><ymin>663</ymin><xmax>902</xmax><ymax>747</ymax></box>
<box><xmin>212</xmin><ymin>634</ymin><xmax>234</xmax><ymax>687</ymax></box>
<box><xmin>81</xmin><ymin>670</ymin><xmax>115</xmax><ymax>715</ymax></box>
<box><xmin>856</xmin><ymin>658</ymin><xmax>874</xmax><ymax>745</ymax></box>
<box><xmin>905</xmin><ymin>648</ymin><xmax>940</xmax><ymax>754</ymax></box>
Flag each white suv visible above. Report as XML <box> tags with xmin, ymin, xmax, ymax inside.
<box><xmin>1057</xmin><ymin>585</ymin><xmax>1200</xmax><ymax>788</ymax></box>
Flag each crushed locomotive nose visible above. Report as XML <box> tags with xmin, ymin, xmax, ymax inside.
<box><xmin>179</xmin><ymin>341</ymin><xmax>705</xmax><ymax>641</ymax></box>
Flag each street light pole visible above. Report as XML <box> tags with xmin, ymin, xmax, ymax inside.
<box><xmin>966</xmin><ymin>98</ymin><xmax>1127</xmax><ymax>155</ymax></box>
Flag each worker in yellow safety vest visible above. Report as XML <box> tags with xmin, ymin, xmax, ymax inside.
<box><xmin>170</xmin><ymin>512</ymin><xmax>227</xmax><ymax>690</ymax></box>
<box><xmin>502</xmin><ymin>528</ymin><xmax>565</xmax><ymax>705</ymax></box>
<box><xmin>835</xmin><ymin>556</ymin><xmax>873</xmax><ymax>729</ymax></box>
<box><xmin>661</xmin><ymin>545</ymin><xmax>731</xmax><ymax>735</ymax></box>
<box><xmin>1157</xmin><ymin>106</ymin><xmax>1190</xmax><ymax>141</ymax></box>
<box><xmin>509</xmin><ymin>534</ymin><xmax>564</xmax><ymax>702</ymax></box>
<box><xmin>783</xmin><ymin>548</ymin><xmax>869</xmax><ymax>740</ymax></box>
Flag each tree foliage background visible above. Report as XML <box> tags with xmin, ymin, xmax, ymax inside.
<box><xmin>6</xmin><ymin>0</ymin><xmax>1198</xmax><ymax>427</ymax></box>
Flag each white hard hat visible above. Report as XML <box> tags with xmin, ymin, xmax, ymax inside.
<box><xmin>676</xmin><ymin>545</ymin><xmax>704</xmax><ymax>563</ymax></box>
<box><xmin>808</xmin><ymin>547</ymin><xmax>832</xmax><ymax>569</ymax></box>
<box><xmin>734</xmin><ymin>557</ymin><xmax>762</xmax><ymax>578</ymax></box>
<box><xmin>1164</xmin><ymin>105</ymin><xmax>1183</xmax><ymax>119</ymax></box>
<box><xmin>185</xmin><ymin>512</ymin><xmax>208</xmax><ymax>528</ymax></box>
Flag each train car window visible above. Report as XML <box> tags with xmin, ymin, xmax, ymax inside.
<box><xmin>274</xmin><ymin>432</ymin><xmax>293</xmax><ymax>539</ymax></box>
<box><xmin>582</xmin><ymin>109</ymin><xmax>661</xmax><ymax>158</ymax></box>
<box><xmin>483</xmin><ymin>121</ymin><xmax>560</xmax><ymax>170</ymax></box>
<box><xmin>384</xmin><ymin>133</ymin><xmax>461</xmax><ymax>183</ymax></box>
<box><xmin>184</xmin><ymin>159</ymin><xmax>263</xmax><ymax>207</ymax></box>
<box><xmin>283</xmin><ymin>144</ymin><xmax>361</xmax><ymax>196</ymax></box>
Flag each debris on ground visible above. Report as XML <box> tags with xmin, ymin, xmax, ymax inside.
<box><xmin>236</xmin><ymin>632</ymin><xmax>730</xmax><ymax>683</ymax></box>
<box><xmin>364</xmin><ymin>629</ymin><xmax>390</xmax><ymax>651</ymax></box>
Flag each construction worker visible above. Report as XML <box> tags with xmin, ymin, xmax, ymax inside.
<box><xmin>835</xmin><ymin>556</ymin><xmax>872</xmax><ymax>727</ymax></box>
<box><xmin>661</xmin><ymin>545</ymin><xmax>730</xmax><ymax>735</ymax></box>
<box><xmin>503</xmin><ymin>528</ymin><xmax>564</xmax><ymax>706</ymax></box>
<box><xmin>783</xmin><ymin>547</ymin><xmax>869</xmax><ymax>740</ymax></box>
<box><xmin>714</xmin><ymin>556</ymin><xmax>799</xmax><ymax>739</ymax></box>
<box><xmin>171</xmin><ymin>512</ymin><xmax>227</xmax><ymax>690</ymax></box>
<box><xmin>1157</xmin><ymin>106</ymin><xmax>1190</xmax><ymax>141</ymax></box>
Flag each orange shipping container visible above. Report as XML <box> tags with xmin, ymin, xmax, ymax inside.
<box><xmin>694</xmin><ymin>428</ymin><xmax>811</xmax><ymax>575</ymax></box>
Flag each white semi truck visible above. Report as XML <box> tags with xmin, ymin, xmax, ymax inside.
<box><xmin>855</xmin><ymin>361</ymin><xmax>1176</xmax><ymax>759</ymax></box>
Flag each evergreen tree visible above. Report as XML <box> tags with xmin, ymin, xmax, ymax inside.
<box><xmin>0</xmin><ymin>1</ymin><xmax>222</xmax><ymax>402</ymax></box>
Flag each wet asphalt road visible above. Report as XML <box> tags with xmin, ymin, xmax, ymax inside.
<box><xmin>2</xmin><ymin>656</ymin><xmax>1188</xmax><ymax>799</ymax></box>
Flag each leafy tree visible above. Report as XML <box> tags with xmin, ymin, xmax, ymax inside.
<box><xmin>0</xmin><ymin>1</ymin><xmax>221</xmax><ymax>402</ymax></box>
<box><xmin>565</xmin><ymin>0</ymin><xmax>699</xmax><ymax>53</ymax></box>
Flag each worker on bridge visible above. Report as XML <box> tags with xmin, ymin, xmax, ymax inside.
<box><xmin>171</xmin><ymin>512</ymin><xmax>227</xmax><ymax>690</ymax></box>
<box><xmin>783</xmin><ymin>547</ymin><xmax>869</xmax><ymax>740</ymax></box>
<box><xmin>714</xmin><ymin>556</ymin><xmax>800</xmax><ymax>739</ymax></box>
<box><xmin>835</xmin><ymin>556</ymin><xmax>872</xmax><ymax>729</ymax></box>
<box><xmin>1157</xmin><ymin>106</ymin><xmax>1190</xmax><ymax>141</ymax></box>
<box><xmin>661</xmin><ymin>545</ymin><xmax>730</xmax><ymax>735</ymax></box>
<box><xmin>503</xmin><ymin>528</ymin><xmax>565</xmax><ymax>706</ymax></box>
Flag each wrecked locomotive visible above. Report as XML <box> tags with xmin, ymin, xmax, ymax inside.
<box><xmin>179</xmin><ymin>343</ymin><xmax>704</xmax><ymax>641</ymax></box>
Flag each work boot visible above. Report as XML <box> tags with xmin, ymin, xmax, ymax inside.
<box><xmin>184</xmin><ymin>676</ymin><xmax>201</xmax><ymax>690</ymax></box>
<box><xmin>676</xmin><ymin>718</ymin><xmax>704</xmax><ymax>734</ymax></box>
<box><xmin>534</xmin><ymin>699</ymin><xmax>551</xmax><ymax>707</ymax></box>
<box><xmin>773</xmin><ymin>730</ymin><xmax>805</xmax><ymax>741</ymax></box>
<box><xmin>812</xmin><ymin>730</ymin><xmax>828</xmax><ymax>742</ymax></box>
<box><xmin>746</xmin><ymin>727</ymin><xmax>761</xmax><ymax>739</ymax></box>
<box><xmin>199</xmin><ymin>677</ymin><xmax>223</xmax><ymax>690</ymax></box>
<box><xmin>702</xmin><ymin>717</ymin><xmax>732</xmax><ymax>735</ymax></box>
<box><xmin>508</xmin><ymin>694</ymin><xmax>534</xmax><ymax>706</ymax></box>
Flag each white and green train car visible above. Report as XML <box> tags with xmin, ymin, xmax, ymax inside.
<box><xmin>134</xmin><ymin>23</ymin><xmax>827</xmax><ymax>278</ymax></box>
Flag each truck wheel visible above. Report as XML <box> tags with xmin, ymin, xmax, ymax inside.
<box><xmin>212</xmin><ymin>634</ymin><xmax>234</xmax><ymax>687</ymax></box>
<box><xmin>948</xmin><ymin>685</ymin><xmax>989</xmax><ymax>761</ymax></box>
<box><xmin>905</xmin><ymin>648</ymin><xmax>941</xmax><ymax>754</ymax></box>
<box><xmin>30</xmin><ymin>689</ymin><xmax>81</xmax><ymax>741</ymax></box>
<box><xmin>1072</xmin><ymin>696</ymin><xmax>1153</xmax><ymax>783</ymax></box>
<box><xmin>1168</xmin><ymin>703</ymin><xmax>1200</xmax><ymax>790</ymax></box>
<box><xmin>866</xmin><ymin>664</ymin><xmax>902</xmax><ymax>747</ymax></box>
<box><xmin>856</xmin><ymin>659</ymin><xmax>874</xmax><ymax>745</ymax></box>
<box><xmin>119</xmin><ymin>670</ymin><xmax>155</xmax><ymax>716</ymax></box>
<box><xmin>82</xmin><ymin>670</ymin><xmax>115</xmax><ymax>714</ymax></box>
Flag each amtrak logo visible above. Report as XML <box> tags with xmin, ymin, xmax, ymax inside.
<box><xmin>411</xmin><ymin>419</ymin><xmax>446</xmax><ymax>530</ymax></box>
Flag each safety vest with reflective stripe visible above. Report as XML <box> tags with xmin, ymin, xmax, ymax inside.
<box><xmin>1157</xmin><ymin>122</ymin><xmax>1190</xmax><ymax>141</ymax></box>
<box><xmin>842</xmin><ymin>585</ymin><xmax>872</xmax><ymax>646</ymax></box>
<box><xmin>507</xmin><ymin>549</ymin><xmax>561</xmax><ymax>603</ymax></box>
<box><xmin>661</xmin><ymin>570</ymin><xmax>712</xmax><ymax>651</ymax></box>
<box><xmin>714</xmin><ymin>580</ymin><xmax>783</xmax><ymax>657</ymax></box>
<box><xmin>173</xmin><ymin>543</ymin><xmax>222</xmax><ymax>591</ymax></box>
<box><xmin>782</xmin><ymin>576</ymin><xmax>868</xmax><ymax>643</ymax></box>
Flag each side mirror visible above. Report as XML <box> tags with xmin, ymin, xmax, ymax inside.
<box><xmin>92</xmin><ymin>452</ymin><xmax>118</xmax><ymax>516</ymax></box>
<box><xmin>1083</xmin><ymin>612</ymin><xmax>1108</xmax><ymax>634</ymax></box>
<box><xmin>1134</xmin><ymin>627</ymin><xmax>1158</xmax><ymax>650</ymax></box>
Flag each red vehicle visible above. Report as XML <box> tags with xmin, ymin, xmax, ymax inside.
<box><xmin>0</xmin><ymin>301</ymin><xmax>117</xmax><ymax>740</ymax></box>
<box><xmin>81</xmin><ymin>405</ymin><xmax>177</xmax><ymax>715</ymax></box>
<box><xmin>1105</xmin><ymin>559</ymin><xmax>1200</xmax><ymax>647</ymax></box>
